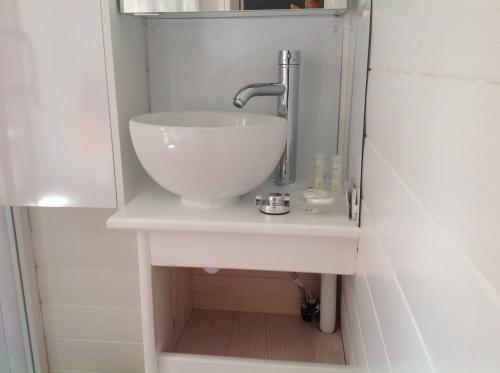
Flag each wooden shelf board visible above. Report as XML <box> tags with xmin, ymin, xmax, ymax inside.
<box><xmin>171</xmin><ymin>309</ymin><xmax>345</xmax><ymax>365</ymax></box>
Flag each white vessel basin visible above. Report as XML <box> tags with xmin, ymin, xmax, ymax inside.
<box><xmin>130</xmin><ymin>111</ymin><xmax>288</xmax><ymax>208</ymax></box>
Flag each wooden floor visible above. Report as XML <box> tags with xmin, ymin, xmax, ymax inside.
<box><xmin>173</xmin><ymin>310</ymin><xmax>346</xmax><ymax>364</ymax></box>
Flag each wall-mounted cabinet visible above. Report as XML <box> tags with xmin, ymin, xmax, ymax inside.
<box><xmin>0</xmin><ymin>0</ymin><xmax>149</xmax><ymax>208</ymax></box>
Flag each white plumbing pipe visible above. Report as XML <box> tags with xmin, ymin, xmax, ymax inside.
<box><xmin>320</xmin><ymin>274</ymin><xmax>337</xmax><ymax>333</ymax></box>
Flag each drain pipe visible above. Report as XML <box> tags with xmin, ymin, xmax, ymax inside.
<box><xmin>320</xmin><ymin>274</ymin><xmax>337</xmax><ymax>333</ymax></box>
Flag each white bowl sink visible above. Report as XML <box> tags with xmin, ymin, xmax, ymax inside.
<box><xmin>130</xmin><ymin>111</ymin><xmax>288</xmax><ymax>208</ymax></box>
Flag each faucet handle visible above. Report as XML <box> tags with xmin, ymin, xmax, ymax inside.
<box><xmin>279</xmin><ymin>50</ymin><xmax>301</xmax><ymax>66</ymax></box>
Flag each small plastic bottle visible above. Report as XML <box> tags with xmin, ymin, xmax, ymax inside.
<box><xmin>331</xmin><ymin>155</ymin><xmax>342</xmax><ymax>192</ymax></box>
<box><xmin>314</xmin><ymin>153</ymin><xmax>326</xmax><ymax>189</ymax></box>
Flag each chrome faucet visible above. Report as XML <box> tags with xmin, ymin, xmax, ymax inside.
<box><xmin>233</xmin><ymin>50</ymin><xmax>300</xmax><ymax>186</ymax></box>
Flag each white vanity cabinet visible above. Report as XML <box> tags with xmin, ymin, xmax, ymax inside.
<box><xmin>0</xmin><ymin>0</ymin><xmax>149</xmax><ymax>208</ymax></box>
<box><xmin>107</xmin><ymin>181</ymin><xmax>360</xmax><ymax>373</ymax></box>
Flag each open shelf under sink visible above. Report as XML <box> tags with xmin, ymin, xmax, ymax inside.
<box><xmin>106</xmin><ymin>182</ymin><xmax>360</xmax><ymax>372</ymax></box>
<box><xmin>150</xmin><ymin>267</ymin><xmax>355</xmax><ymax>373</ymax></box>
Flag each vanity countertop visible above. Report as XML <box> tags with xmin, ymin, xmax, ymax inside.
<box><xmin>107</xmin><ymin>180</ymin><xmax>359</xmax><ymax>239</ymax></box>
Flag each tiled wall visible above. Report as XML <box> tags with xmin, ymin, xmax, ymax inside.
<box><xmin>343</xmin><ymin>1</ymin><xmax>500</xmax><ymax>372</ymax></box>
<box><xmin>29</xmin><ymin>208</ymin><xmax>144</xmax><ymax>373</ymax></box>
<box><xmin>30</xmin><ymin>209</ymin><xmax>322</xmax><ymax>372</ymax></box>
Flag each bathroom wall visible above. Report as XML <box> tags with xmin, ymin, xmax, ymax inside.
<box><xmin>147</xmin><ymin>15</ymin><xmax>344</xmax><ymax>181</ymax></box>
<box><xmin>29</xmin><ymin>208</ymin><xmax>144</xmax><ymax>373</ymax></box>
<box><xmin>343</xmin><ymin>1</ymin><xmax>500</xmax><ymax>372</ymax></box>
<box><xmin>30</xmin><ymin>208</ymin><xmax>322</xmax><ymax>372</ymax></box>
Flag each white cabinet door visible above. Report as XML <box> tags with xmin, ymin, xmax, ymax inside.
<box><xmin>0</xmin><ymin>0</ymin><xmax>117</xmax><ymax>207</ymax></box>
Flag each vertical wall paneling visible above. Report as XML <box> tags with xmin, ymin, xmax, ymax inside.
<box><xmin>369</xmin><ymin>0</ymin><xmax>500</xmax><ymax>81</ymax></box>
<box><xmin>340</xmin><ymin>284</ymin><xmax>368</xmax><ymax>370</ymax></box>
<box><xmin>44</xmin><ymin>338</ymin><xmax>144</xmax><ymax>373</ymax></box>
<box><xmin>100</xmin><ymin>0</ymin><xmax>151</xmax><ymax>206</ymax></box>
<box><xmin>344</xmin><ymin>1</ymin><xmax>500</xmax><ymax>372</ymax></box>
<box><xmin>30</xmin><ymin>207</ymin><xmax>143</xmax><ymax>373</ymax></box>
<box><xmin>366</xmin><ymin>71</ymin><xmax>500</xmax><ymax>297</ymax></box>
<box><xmin>348</xmin><ymin>262</ymin><xmax>391</xmax><ymax>373</ymax></box>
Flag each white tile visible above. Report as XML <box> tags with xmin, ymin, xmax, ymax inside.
<box><xmin>366</xmin><ymin>71</ymin><xmax>500</xmax><ymax>297</ymax></box>
<box><xmin>340</xmin><ymin>296</ymin><xmax>355</xmax><ymax>366</ymax></box>
<box><xmin>45</xmin><ymin>338</ymin><xmax>143</xmax><ymax>373</ymax></box>
<box><xmin>37</xmin><ymin>269</ymin><xmax>140</xmax><ymax>308</ymax></box>
<box><xmin>29</xmin><ymin>208</ymin><xmax>116</xmax><ymax>233</ymax></box>
<box><xmin>362</xmin><ymin>142</ymin><xmax>500</xmax><ymax>372</ymax></box>
<box><xmin>348</xmin><ymin>262</ymin><xmax>392</xmax><ymax>373</ymax></box>
<box><xmin>42</xmin><ymin>304</ymin><xmax>142</xmax><ymax>343</ymax></box>
<box><xmin>32</xmin><ymin>231</ymin><xmax>137</xmax><ymax>270</ymax></box>
<box><xmin>358</xmin><ymin>203</ymin><xmax>433</xmax><ymax>373</ymax></box>
<box><xmin>342</xmin><ymin>279</ymin><xmax>368</xmax><ymax>371</ymax></box>
<box><xmin>371</xmin><ymin>0</ymin><xmax>500</xmax><ymax>81</ymax></box>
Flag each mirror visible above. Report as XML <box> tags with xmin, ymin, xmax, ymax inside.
<box><xmin>244</xmin><ymin>1</ymin><xmax>328</xmax><ymax>10</ymax></box>
<box><xmin>120</xmin><ymin>0</ymin><xmax>347</xmax><ymax>15</ymax></box>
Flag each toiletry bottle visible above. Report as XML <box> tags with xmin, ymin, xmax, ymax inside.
<box><xmin>314</xmin><ymin>153</ymin><xmax>326</xmax><ymax>189</ymax></box>
<box><xmin>331</xmin><ymin>155</ymin><xmax>342</xmax><ymax>192</ymax></box>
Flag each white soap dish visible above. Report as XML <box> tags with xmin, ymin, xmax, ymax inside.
<box><xmin>291</xmin><ymin>188</ymin><xmax>335</xmax><ymax>215</ymax></box>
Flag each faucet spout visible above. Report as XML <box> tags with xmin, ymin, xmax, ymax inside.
<box><xmin>233</xmin><ymin>82</ymin><xmax>286</xmax><ymax>108</ymax></box>
<box><xmin>232</xmin><ymin>50</ymin><xmax>300</xmax><ymax>186</ymax></box>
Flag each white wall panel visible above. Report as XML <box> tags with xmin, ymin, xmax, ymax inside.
<box><xmin>29</xmin><ymin>207</ymin><xmax>144</xmax><ymax>372</ymax></box>
<box><xmin>37</xmin><ymin>268</ymin><xmax>139</xmax><ymax>308</ymax></box>
<box><xmin>101</xmin><ymin>0</ymin><xmax>151</xmax><ymax>206</ymax></box>
<box><xmin>42</xmin><ymin>304</ymin><xmax>142</xmax><ymax>343</ymax></box>
<box><xmin>345</xmin><ymin>2</ymin><xmax>500</xmax><ymax>373</ymax></box>
<box><xmin>29</xmin><ymin>208</ymin><xmax>116</xmax><ymax>234</ymax></box>
<box><xmin>147</xmin><ymin>16</ymin><xmax>343</xmax><ymax>180</ymax></box>
<box><xmin>345</xmin><ymin>265</ymin><xmax>391</xmax><ymax>373</ymax></box>
<box><xmin>341</xmin><ymin>284</ymin><xmax>368</xmax><ymax>371</ymax></box>
<box><xmin>366</xmin><ymin>71</ymin><xmax>500</xmax><ymax>296</ymax></box>
<box><xmin>32</xmin><ymin>231</ymin><xmax>137</xmax><ymax>271</ymax></box>
<box><xmin>344</xmin><ymin>0</ymin><xmax>370</xmax><ymax>190</ymax></box>
<box><xmin>370</xmin><ymin>0</ymin><xmax>500</xmax><ymax>81</ymax></box>
<box><xmin>356</xmin><ymin>204</ymin><xmax>433</xmax><ymax>373</ymax></box>
<box><xmin>363</xmin><ymin>128</ymin><xmax>500</xmax><ymax>373</ymax></box>
<box><xmin>45</xmin><ymin>338</ymin><xmax>143</xmax><ymax>373</ymax></box>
